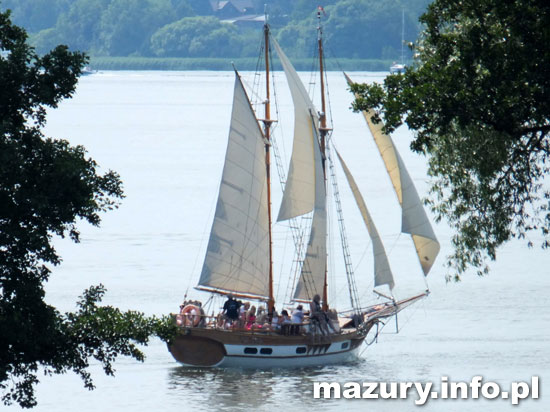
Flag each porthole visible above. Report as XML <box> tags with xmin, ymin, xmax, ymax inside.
<box><xmin>296</xmin><ymin>347</ymin><xmax>307</xmax><ymax>354</ymax></box>
<box><xmin>341</xmin><ymin>342</ymin><xmax>349</xmax><ymax>349</ymax></box>
<box><xmin>244</xmin><ymin>347</ymin><xmax>258</xmax><ymax>354</ymax></box>
<box><xmin>260</xmin><ymin>348</ymin><xmax>273</xmax><ymax>355</ymax></box>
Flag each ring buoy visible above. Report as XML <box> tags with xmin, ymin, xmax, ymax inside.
<box><xmin>178</xmin><ymin>304</ymin><xmax>201</xmax><ymax>327</ymax></box>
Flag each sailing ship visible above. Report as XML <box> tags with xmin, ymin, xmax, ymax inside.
<box><xmin>81</xmin><ymin>66</ymin><xmax>97</xmax><ymax>76</ymax></box>
<box><xmin>389</xmin><ymin>9</ymin><xmax>406</xmax><ymax>74</ymax></box>
<box><xmin>168</xmin><ymin>12</ymin><xmax>439</xmax><ymax>368</ymax></box>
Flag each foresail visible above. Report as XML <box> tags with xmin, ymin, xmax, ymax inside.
<box><xmin>197</xmin><ymin>73</ymin><xmax>270</xmax><ymax>298</ymax></box>
<box><xmin>272</xmin><ymin>37</ymin><xmax>318</xmax><ymax>221</ymax></box>
<box><xmin>293</xmin><ymin>120</ymin><xmax>327</xmax><ymax>301</ymax></box>
<box><xmin>344</xmin><ymin>73</ymin><xmax>440</xmax><ymax>275</ymax></box>
<box><xmin>336</xmin><ymin>150</ymin><xmax>395</xmax><ymax>290</ymax></box>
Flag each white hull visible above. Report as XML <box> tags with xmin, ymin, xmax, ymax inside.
<box><xmin>168</xmin><ymin>325</ymin><xmax>368</xmax><ymax>368</ymax></box>
<box><xmin>389</xmin><ymin>63</ymin><xmax>405</xmax><ymax>74</ymax></box>
<box><xmin>176</xmin><ymin>343</ymin><xmax>361</xmax><ymax>368</ymax></box>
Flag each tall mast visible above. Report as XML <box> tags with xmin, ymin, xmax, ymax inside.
<box><xmin>263</xmin><ymin>19</ymin><xmax>275</xmax><ymax>315</ymax></box>
<box><xmin>401</xmin><ymin>8</ymin><xmax>405</xmax><ymax>64</ymax></box>
<box><xmin>317</xmin><ymin>7</ymin><xmax>329</xmax><ymax>312</ymax></box>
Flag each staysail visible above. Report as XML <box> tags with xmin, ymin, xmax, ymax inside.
<box><xmin>273</xmin><ymin>38</ymin><xmax>318</xmax><ymax>222</ymax></box>
<box><xmin>344</xmin><ymin>73</ymin><xmax>440</xmax><ymax>275</ymax></box>
<box><xmin>272</xmin><ymin>37</ymin><xmax>327</xmax><ymax>300</ymax></box>
<box><xmin>293</xmin><ymin>120</ymin><xmax>327</xmax><ymax>300</ymax></box>
<box><xmin>196</xmin><ymin>72</ymin><xmax>270</xmax><ymax>298</ymax></box>
<box><xmin>335</xmin><ymin>150</ymin><xmax>395</xmax><ymax>290</ymax></box>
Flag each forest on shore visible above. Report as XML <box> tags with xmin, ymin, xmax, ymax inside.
<box><xmin>1</xmin><ymin>0</ymin><xmax>431</xmax><ymax>70</ymax></box>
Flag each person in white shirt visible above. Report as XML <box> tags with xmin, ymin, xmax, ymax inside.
<box><xmin>290</xmin><ymin>304</ymin><xmax>304</xmax><ymax>335</ymax></box>
<box><xmin>291</xmin><ymin>305</ymin><xmax>304</xmax><ymax>323</ymax></box>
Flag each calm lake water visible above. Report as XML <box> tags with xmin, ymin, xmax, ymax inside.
<box><xmin>13</xmin><ymin>71</ymin><xmax>548</xmax><ymax>411</ymax></box>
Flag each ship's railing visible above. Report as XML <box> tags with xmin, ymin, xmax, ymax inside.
<box><xmin>171</xmin><ymin>312</ymin><xmax>356</xmax><ymax>340</ymax></box>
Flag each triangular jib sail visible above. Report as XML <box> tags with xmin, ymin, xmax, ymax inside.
<box><xmin>197</xmin><ymin>73</ymin><xmax>270</xmax><ymax>298</ymax></box>
<box><xmin>335</xmin><ymin>149</ymin><xmax>395</xmax><ymax>290</ymax></box>
<box><xmin>345</xmin><ymin>73</ymin><xmax>440</xmax><ymax>275</ymax></box>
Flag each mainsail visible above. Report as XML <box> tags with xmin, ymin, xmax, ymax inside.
<box><xmin>196</xmin><ymin>73</ymin><xmax>270</xmax><ymax>298</ymax></box>
<box><xmin>344</xmin><ymin>73</ymin><xmax>440</xmax><ymax>275</ymax></box>
<box><xmin>335</xmin><ymin>150</ymin><xmax>395</xmax><ymax>290</ymax></box>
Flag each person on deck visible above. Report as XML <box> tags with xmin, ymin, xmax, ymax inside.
<box><xmin>270</xmin><ymin>310</ymin><xmax>280</xmax><ymax>331</ymax></box>
<box><xmin>310</xmin><ymin>294</ymin><xmax>330</xmax><ymax>335</ymax></box>
<box><xmin>238</xmin><ymin>301</ymin><xmax>250</xmax><ymax>328</ymax></box>
<box><xmin>222</xmin><ymin>294</ymin><xmax>241</xmax><ymax>327</ymax></box>
<box><xmin>279</xmin><ymin>309</ymin><xmax>292</xmax><ymax>335</ymax></box>
<box><xmin>290</xmin><ymin>305</ymin><xmax>304</xmax><ymax>335</ymax></box>
<box><xmin>246</xmin><ymin>306</ymin><xmax>257</xmax><ymax>329</ymax></box>
<box><xmin>256</xmin><ymin>307</ymin><xmax>267</xmax><ymax>324</ymax></box>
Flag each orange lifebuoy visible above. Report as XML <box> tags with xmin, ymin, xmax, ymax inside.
<box><xmin>178</xmin><ymin>304</ymin><xmax>201</xmax><ymax>327</ymax></box>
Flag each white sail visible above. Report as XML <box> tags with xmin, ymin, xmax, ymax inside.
<box><xmin>197</xmin><ymin>73</ymin><xmax>270</xmax><ymax>298</ymax></box>
<box><xmin>272</xmin><ymin>38</ymin><xmax>318</xmax><ymax>221</ymax></box>
<box><xmin>293</xmin><ymin>121</ymin><xmax>327</xmax><ymax>300</ymax></box>
<box><xmin>344</xmin><ymin>73</ymin><xmax>440</xmax><ymax>275</ymax></box>
<box><xmin>272</xmin><ymin>38</ymin><xmax>327</xmax><ymax>301</ymax></box>
<box><xmin>336</xmin><ymin>150</ymin><xmax>395</xmax><ymax>290</ymax></box>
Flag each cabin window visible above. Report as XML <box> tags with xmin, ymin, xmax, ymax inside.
<box><xmin>260</xmin><ymin>348</ymin><xmax>273</xmax><ymax>355</ymax></box>
<box><xmin>296</xmin><ymin>347</ymin><xmax>307</xmax><ymax>354</ymax></box>
<box><xmin>341</xmin><ymin>342</ymin><xmax>349</xmax><ymax>349</ymax></box>
<box><xmin>244</xmin><ymin>347</ymin><xmax>258</xmax><ymax>354</ymax></box>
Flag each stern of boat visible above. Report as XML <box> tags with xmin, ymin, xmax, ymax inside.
<box><xmin>168</xmin><ymin>332</ymin><xmax>227</xmax><ymax>367</ymax></box>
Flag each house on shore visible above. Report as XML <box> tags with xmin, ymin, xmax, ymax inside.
<box><xmin>209</xmin><ymin>0</ymin><xmax>265</xmax><ymax>27</ymax></box>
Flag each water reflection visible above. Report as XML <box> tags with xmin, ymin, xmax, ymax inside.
<box><xmin>166</xmin><ymin>361</ymin><xmax>368</xmax><ymax>411</ymax></box>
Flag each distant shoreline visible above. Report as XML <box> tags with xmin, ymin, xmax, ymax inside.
<box><xmin>89</xmin><ymin>56</ymin><xmax>397</xmax><ymax>71</ymax></box>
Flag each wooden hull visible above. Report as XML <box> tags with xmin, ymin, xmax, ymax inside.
<box><xmin>168</xmin><ymin>324</ymin><xmax>371</xmax><ymax>368</ymax></box>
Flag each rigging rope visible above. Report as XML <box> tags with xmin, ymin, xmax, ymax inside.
<box><xmin>186</xmin><ymin>174</ymin><xmax>220</xmax><ymax>294</ymax></box>
<box><xmin>326</xmin><ymin>140</ymin><xmax>362</xmax><ymax>312</ymax></box>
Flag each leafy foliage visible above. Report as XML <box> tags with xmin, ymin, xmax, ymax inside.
<box><xmin>151</xmin><ymin>16</ymin><xmax>246</xmax><ymax>58</ymax></box>
<box><xmin>0</xmin><ymin>0</ymin><xmax>69</xmax><ymax>33</ymax></box>
<box><xmin>314</xmin><ymin>0</ymin><xmax>410</xmax><ymax>59</ymax></box>
<box><xmin>2</xmin><ymin>285</ymin><xmax>176</xmax><ymax>408</ymax></box>
<box><xmin>52</xmin><ymin>0</ymin><xmax>112</xmax><ymax>54</ymax></box>
<box><xmin>0</xmin><ymin>11</ymin><xmax>176</xmax><ymax>408</ymax></box>
<box><xmin>98</xmin><ymin>0</ymin><xmax>178</xmax><ymax>56</ymax></box>
<box><xmin>351</xmin><ymin>0</ymin><xmax>550</xmax><ymax>279</ymax></box>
